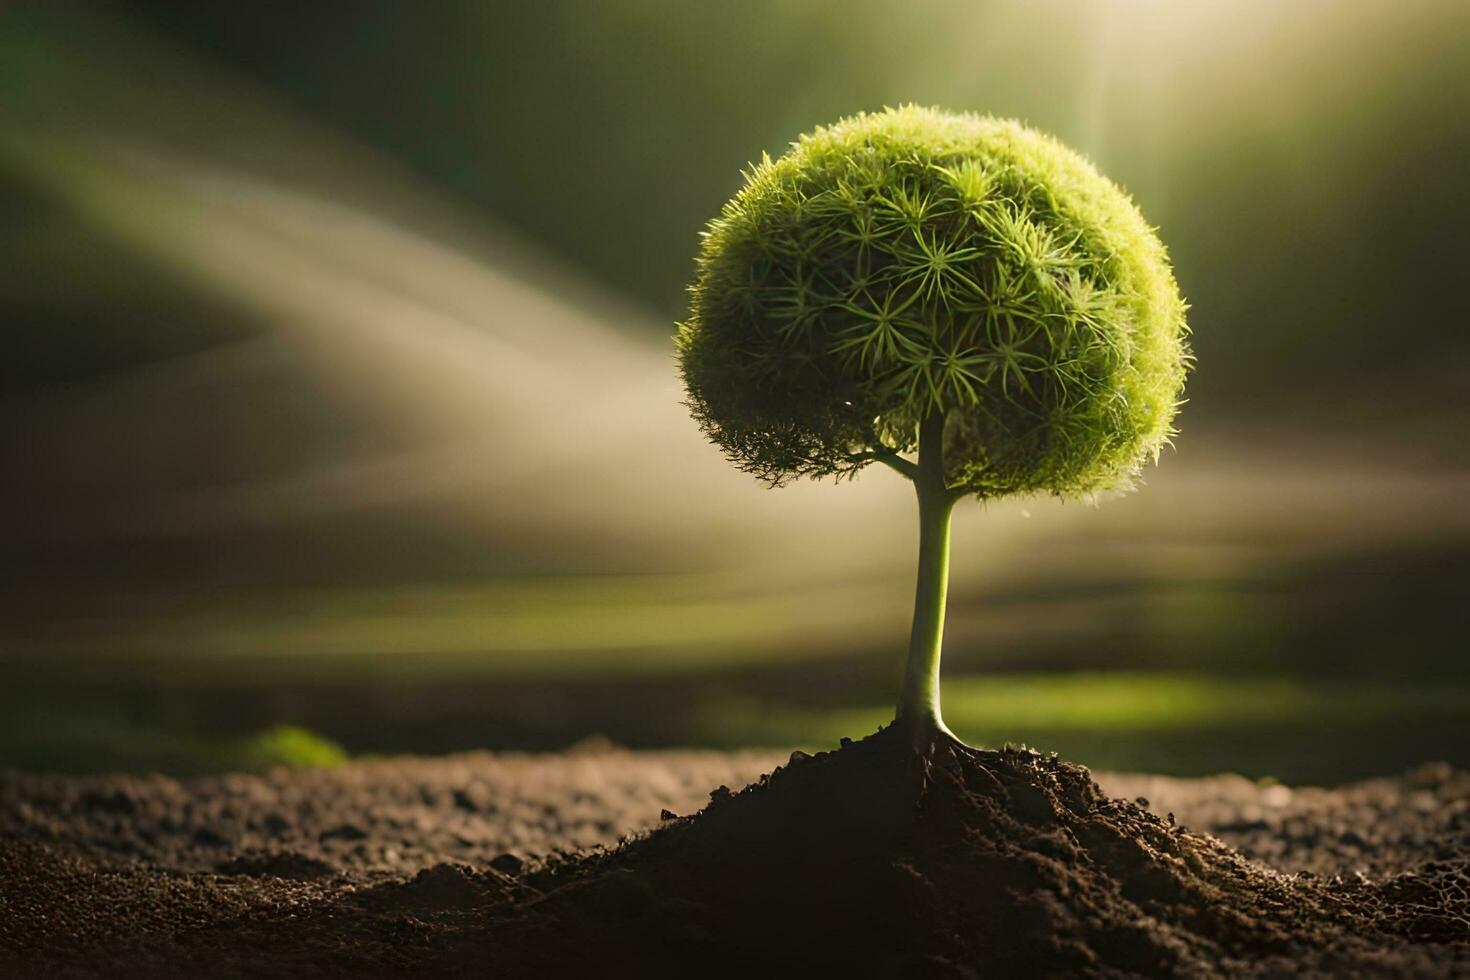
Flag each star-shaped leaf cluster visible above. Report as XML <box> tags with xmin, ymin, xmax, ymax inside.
<box><xmin>678</xmin><ymin>106</ymin><xmax>1190</xmax><ymax>499</ymax></box>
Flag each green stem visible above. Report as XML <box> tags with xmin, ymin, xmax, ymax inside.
<box><xmin>896</xmin><ymin>412</ymin><xmax>957</xmax><ymax>741</ymax></box>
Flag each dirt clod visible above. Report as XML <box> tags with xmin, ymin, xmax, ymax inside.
<box><xmin>215</xmin><ymin>850</ymin><xmax>336</xmax><ymax>880</ymax></box>
<box><xmin>488</xmin><ymin>852</ymin><xmax>524</xmax><ymax>876</ymax></box>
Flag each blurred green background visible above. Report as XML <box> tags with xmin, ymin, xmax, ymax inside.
<box><xmin>1</xmin><ymin>1</ymin><xmax>1466</xmax><ymax>782</ymax></box>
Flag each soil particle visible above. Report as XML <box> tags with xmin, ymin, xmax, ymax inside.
<box><xmin>1</xmin><ymin>739</ymin><xmax>1467</xmax><ymax>977</ymax></box>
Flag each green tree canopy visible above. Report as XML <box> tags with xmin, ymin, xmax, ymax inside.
<box><xmin>678</xmin><ymin>105</ymin><xmax>1190</xmax><ymax>499</ymax></box>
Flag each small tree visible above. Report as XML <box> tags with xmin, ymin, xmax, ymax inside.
<box><xmin>678</xmin><ymin>106</ymin><xmax>1190</xmax><ymax>750</ymax></box>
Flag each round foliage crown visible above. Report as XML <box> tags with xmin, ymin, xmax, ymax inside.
<box><xmin>677</xmin><ymin>106</ymin><xmax>1190</xmax><ymax>498</ymax></box>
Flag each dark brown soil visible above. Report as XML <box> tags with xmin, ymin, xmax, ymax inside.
<box><xmin>2</xmin><ymin>734</ymin><xmax>1467</xmax><ymax>978</ymax></box>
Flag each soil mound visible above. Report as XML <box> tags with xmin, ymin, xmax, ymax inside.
<box><xmin>4</xmin><ymin>732</ymin><xmax>1466</xmax><ymax>978</ymax></box>
<box><xmin>470</xmin><ymin>727</ymin><xmax>1461</xmax><ymax>977</ymax></box>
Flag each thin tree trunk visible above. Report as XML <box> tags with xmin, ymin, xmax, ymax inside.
<box><xmin>895</xmin><ymin>411</ymin><xmax>957</xmax><ymax>744</ymax></box>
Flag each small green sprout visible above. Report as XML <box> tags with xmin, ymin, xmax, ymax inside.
<box><xmin>678</xmin><ymin>106</ymin><xmax>1190</xmax><ymax>748</ymax></box>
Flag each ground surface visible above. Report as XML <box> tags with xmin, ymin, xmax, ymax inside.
<box><xmin>2</xmin><ymin>742</ymin><xmax>1467</xmax><ymax>977</ymax></box>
